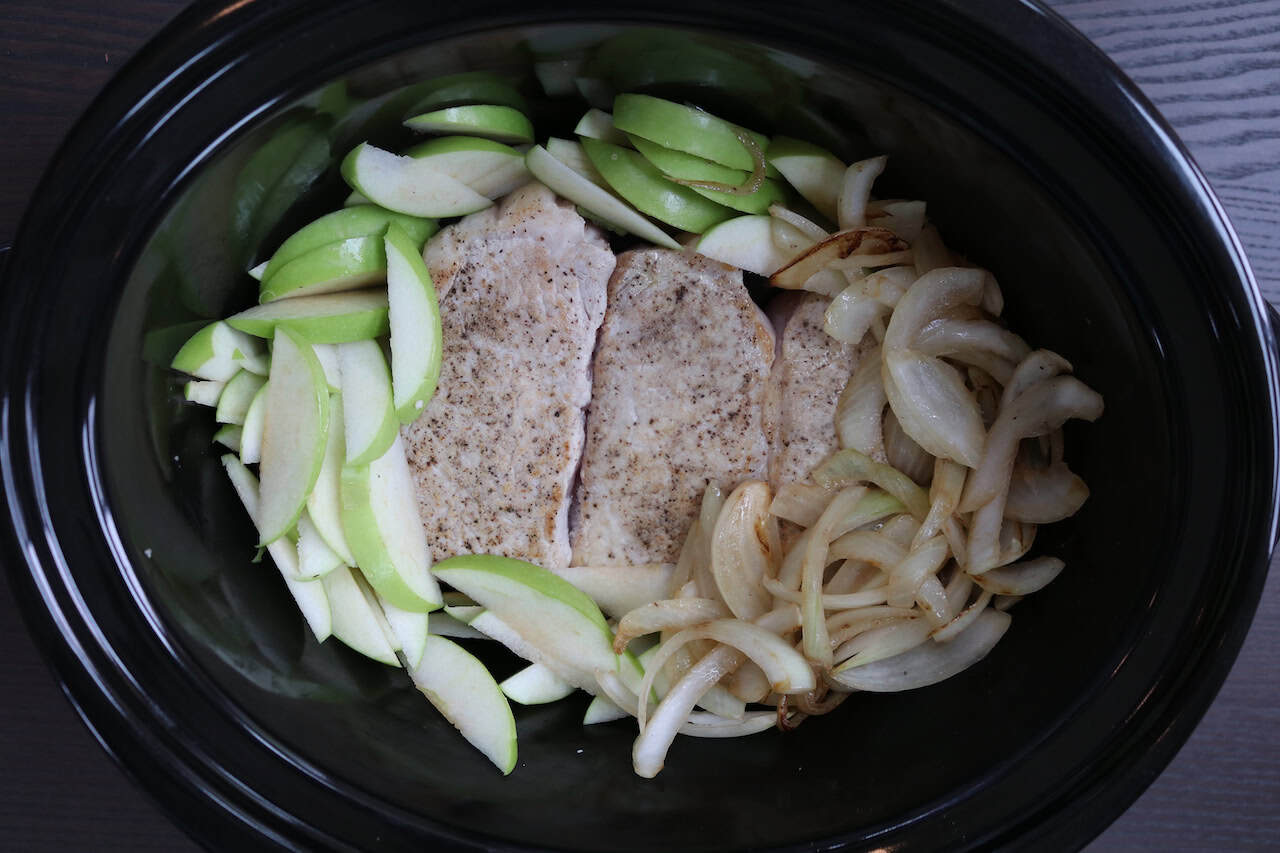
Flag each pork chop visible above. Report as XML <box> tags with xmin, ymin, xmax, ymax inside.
<box><xmin>403</xmin><ymin>182</ymin><xmax>615</xmax><ymax>568</ymax></box>
<box><xmin>570</xmin><ymin>249</ymin><xmax>775</xmax><ymax>567</ymax></box>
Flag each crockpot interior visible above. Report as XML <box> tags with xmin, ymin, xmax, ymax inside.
<box><xmin>92</xmin><ymin>19</ymin><xmax>1217</xmax><ymax>852</ymax></box>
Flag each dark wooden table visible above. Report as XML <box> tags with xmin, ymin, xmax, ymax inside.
<box><xmin>2</xmin><ymin>1</ymin><xmax>1277</xmax><ymax>849</ymax></box>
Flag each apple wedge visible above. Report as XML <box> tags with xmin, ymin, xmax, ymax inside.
<box><xmin>545</xmin><ymin>137</ymin><xmax>608</xmax><ymax>188</ymax></box>
<box><xmin>428</xmin><ymin>611</ymin><xmax>488</xmax><ymax>641</ymax></box>
<box><xmin>341</xmin><ymin>143</ymin><xmax>492</xmax><ymax>218</ymax></box>
<box><xmin>403</xmin><ymin>105</ymin><xmax>535</xmax><ymax>145</ymax></box>
<box><xmin>500</xmin><ymin>662</ymin><xmax>576</xmax><ymax>705</ymax></box>
<box><xmin>525</xmin><ymin>144</ymin><xmax>679</xmax><ymax>249</ymax></box>
<box><xmin>296</xmin><ymin>510</ymin><xmax>345</xmax><ymax>579</ymax></box>
<box><xmin>694</xmin><ymin>214</ymin><xmax>796</xmax><ymax>276</ymax></box>
<box><xmin>409</xmin><ymin>635</ymin><xmax>518</xmax><ymax>775</ymax></box>
<box><xmin>628</xmin><ymin>135</ymin><xmax>787</xmax><ymax>214</ymax></box>
<box><xmin>221</xmin><ymin>454</ymin><xmax>331</xmax><ymax>642</ymax></box>
<box><xmin>548</xmin><ymin>564</ymin><xmax>674</xmax><ymax>620</ymax></box>
<box><xmin>583</xmin><ymin>695</ymin><xmax>629</xmax><ymax>725</ymax></box>
<box><xmin>402</xmin><ymin>136</ymin><xmax>532</xmax><ymax>200</ymax></box>
<box><xmin>376</xmin><ymin>593</ymin><xmax>430</xmax><ymax>669</ymax></box>
<box><xmin>581</xmin><ymin>138</ymin><xmax>735</xmax><ymax>234</ymax></box>
<box><xmin>432</xmin><ymin>555</ymin><xmax>619</xmax><ymax>691</ymax></box>
<box><xmin>613</xmin><ymin>94</ymin><xmax>771</xmax><ymax>173</ymax></box>
<box><xmin>258</xmin><ymin>235</ymin><xmax>387</xmax><ymax>303</ymax></box>
<box><xmin>573</xmin><ymin>108</ymin><xmax>629</xmax><ymax>145</ymax></box>
<box><xmin>384</xmin><ymin>223</ymin><xmax>444</xmax><ymax>424</ymax></box>
<box><xmin>171</xmin><ymin>321</ymin><xmax>269</xmax><ymax>380</ymax></box>
<box><xmin>340</xmin><ymin>434</ymin><xmax>441</xmax><ymax>612</ymax></box>
<box><xmin>258</xmin><ymin>328</ymin><xmax>330</xmax><ymax>546</ymax></box>
<box><xmin>248</xmin><ymin>261</ymin><xmax>268</xmax><ymax>281</ymax></box>
<box><xmin>767</xmin><ymin>136</ymin><xmax>846</xmax><ymax>223</ymax></box>
<box><xmin>215</xmin><ymin>369</ymin><xmax>266</xmax><ymax>425</ymax></box>
<box><xmin>310</xmin><ymin>343</ymin><xmax>341</xmax><ymax>392</ymax></box>
<box><xmin>184</xmin><ymin>379</ymin><xmax>225</xmax><ymax>407</ymax></box>
<box><xmin>336</xmin><ymin>339</ymin><xmax>399</xmax><ymax>465</ymax></box>
<box><xmin>320</xmin><ymin>564</ymin><xmax>399</xmax><ymax>665</ymax></box>
<box><xmin>239</xmin><ymin>381</ymin><xmax>269</xmax><ymax>465</ymax></box>
<box><xmin>261</xmin><ymin>205</ymin><xmax>437</xmax><ymax>281</ymax></box>
<box><xmin>212</xmin><ymin>424</ymin><xmax>242</xmax><ymax>453</ymax></box>
<box><xmin>230</xmin><ymin>291</ymin><xmax>393</xmax><ymax>345</ymax></box>
<box><xmin>404</xmin><ymin>73</ymin><xmax>527</xmax><ymax>114</ymax></box>
<box><xmin>304</xmin><ymin>391</ymin><xmax>356</xmax><ymax>565</ymax></box>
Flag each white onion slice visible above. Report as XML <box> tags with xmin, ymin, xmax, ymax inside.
<box><xmin>614</xmin><ymin>598</ymin><xmax>730</xmax><ymax>652</ymax></box>
<box><xmin>886</xmin><ymin>535</ymin><xmax>950</xmax><ymax>608</ymax></box>
<box><xmin>915</xmin><ymin>318</ymin><xmax>1030</xmax><ymax>365</ymax></box>
<box><xmin>883</xmin><ymin>408</ymin><xmax>935</xmax><ymax>486</ymax></box>
<box><xmin>931</xmin><ymin>589</ymin><xmax>994</xmax><ymax>642</ymax></box>
<box><xmin>770</xmin><ymin>227</ymin><xmax>907</xmax><ymax>290</ymax></box>
<box><xmin>828</xmin><ymin>530</ymin><xmax>908</xmax><ymax>569</ymax></box>
<box><xmin>800</xmin><ymin>487</ymin><xmax>867</xmax><ymax>664</ymax></box>
<box><xmin>836</xmin><ymin>156</ymin><xmax>888</xmax><ymax>229</ymax></box>
<box><xmin>768</xmin><ymin>204</ymin><xmax>829</xmax><ymax>241</ymax></box>
<box><xmin>825</xmin><ymin>281</ymin><xmax>888</xmax><ymax>344</ymax></box>
<box><xmin>834</xmin><ymin>618</ymin><xmax>932</xmax><ymax>669</ymax></box>
<box><xmin>826</xmin><ymin>605</ymin><xmax>917</xmax><ymax>649</ymax></box>
<box><xmin>884</xmin><ymin>267</ymin><xmax>986</xmax><ymax>352</ymax></box>
<box><xmin>711</xmin><ymin>481</ymin><xmax>777</xmax><ymax>620</ymax></box>
<box><xmin>763</xmin><ymin>575</ymin><xmax>888</xmax><ymax>610</ymax></box>
<box><xmin>867</xmin><ymin>199</ymin><xmax>926</xmax><ymax>242</ymax></box>
<box><xmin>970</xmin><ymin>556</ymin><xmax>1065</xmax><ymax>596</ymax></box>
<box><xmin>811</xmin><ymin>448</ymin><xmax>931</xmax><ymax>521</ymax></box>
<box><xmin>769</xmin><ymin>482</ymin><xmax>835</xmax><ymax>527</ymax></box>
<box><xmin>912</xmin><ymin>224</ymin><xmax>953</xmax><ymax>275</ymax></box>
<box><xmin>824</xmin><ymin>558</ymin><xmax>884</xmax><ymax>595</ymax></box>
<box><xmin>883</xmin><ymin>348</ymin><xmax>986</xmax><ymax>468</ymax></box>
<box><xmin>1005</xmin><ymin>461</ymin><xmax>1089</xmax><ymax>523</ymax></box>
<box><xmin>835</xmin><ymin>349</ymin><xmax>888</xmax><ymax>462</ymax></box>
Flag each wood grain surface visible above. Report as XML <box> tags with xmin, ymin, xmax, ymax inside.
<box><xmin>0</xmin><ymin>1</ymin><xmax>1276</xmax><ymax>850</ymax></box>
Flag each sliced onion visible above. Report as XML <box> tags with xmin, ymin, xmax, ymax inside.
<box><xmin>943</xmin><ymin>516</ymin><xmax>968</xmax><ymax>568</ymax></box>
<box><xmin>966</xmin><ymin>491</ymin><xmax>1007</xmax><ymax>574</ymax></box>
<box><xmin>802</xmin><ymin>267</ymin><xmax>853</xmax><ymax>297</ymax></box>
<box><xmin>1001</xmin><ymin>350</ymin><xmax>1073</xmax><ymax>407</ymax></box>
<box><xmin>912</xmin><ymin>223</ymin><xmax>953</xmax><ymax>275</ymax></box>
<box><xmin>828</xmin><ymin>529</ymin><xmax>908</xmax><ymax>568</ymax></box>
<box><xmin>711</xmin><ymin>481</ymin><xmax>776</xmax><ymax>620</ymax></box>
<box><xmin>771</xmin><ymin>216</ymin><xmax>817</xmax><ymax>259</ymax></box>
<box><xmin>883</xmin><ymin>408</ymin><xmax>935</xmax><ymax>486</ymax></box>
<box><xmin>826</xmin><ymin>605</ymin><xmax>917</xmax><ymax>649</ymax></box>
<box><xmin>884</xmin><ymin>267</ymin><xmax>986</xmax><ymax>352</ymax></box>
<box><xmin>680</xmin><ymin>711</ymin><xmax>777</xmax><ymax>737</ymax></box>
<box><xmin>915</xmin><ymin>574</ymin><xmax>950</xmax><ymax>625</ymax></box>
<box><xmin>931</xmin><ymin>589</ymin><xmax>993</xmax><ymax>641</ymax></box>
<box><xmin>770</xmin><ymin>227</ymin><xmax>907</xmax><ymax>290</ymax></box>
<box><xmin>883</xmin><ymin>349</ymin><xmax>986</xmax><ymax>467</ymax></box>
<box><xmin>835</xmin><ymin>349</ymin><xmax>888</xmax><ymax>462</ymax></box>
<box><xmin>824</xmin><ymin>558</ymin><xmax>884</xmax><ymax>595</ymax></box>
<box><xmin>837</xmin><ymin>156</ymin><xmax>888</xmax><ymax>229</ymax></box>
<box><xmin>942</xmin><ymin>567</ymin><xmax>974</xmax><ymax>621</ymax></box>
<box><xmin>828</xmin><ymin>609</ymin><xmax>1011</xmax><ymax>692</ymax></box>
<box><xmin>800</xmin><ymin>487</ymin><xmax>867</xmax><ymax>664</ymax></box>
<box><xmin>867</xmin><ymin>199</ymin><xmax>927</xmax><ymax>243</ymax></box>
<box><xmin>693</xmin><ymin>484</ymin><xmax>727</xmax><ymax>603</ymax></box>
<box><xmin>833</xmin><ymin>617</ymin><xmax>932</xmax><ymax>669</ymax></box>
<box><xmin>549</xmin><ymin>564</ymin><xmax>675</xmax><ymax>620</ymax></box>
<box><xmin>769</xmin><ymin>204</ymin><xmax>829</xmax><ymax>241</ymax></box>
<box><xmin>886</xmin><ymin>535</ymin><xmax>950</xmax><ymax>608</ymax></box>
<box><xmin>769</xmin><ymin>482</ymin><xmax>834</xmax><ymax>527</ymax></box>
<box><xmin>971</xmin><ymin>556</ymin><xmax>1064</xmax><ymax>596</ymax></box>
<box><xmin>764</xmin><ymin>575</ymin><xmax>888</xmax><ymax>610</ymax></box>
<box><xmin>999</xmin><ymin>520</ymin><xmax>1037</xmax><ymax>568</ymax></box>
<box><xmin>727</xmin><ymin>661</ymin><xmax>771</xmax><ymax>703</ymax></box>
<box><xmin>879</xmin><ymin>513</ymin><xmax>922</xmax><ymax>547</ymax></box>
<box><xmin>861</xmin><ymin>266</ymin><xmax>917</xmax><ymax>307</ymax></box>
<box><xmin>811</xmin><ymin>448</ymin><xmax>931</xmax><ymax>520</ymax></box>
<box><xmin>960</xmin><ymin>374</ymin><xmax>1104</xmax><ymax>512</ymax></box>
<box><xmin>1005</xmin><ymin>460</ymin><xmax>1089</xmax><ymax>523</ymax></box>
<box><xmin>825</xmin><ymin>281</ymin><xmax>888</xmax><ymax>344</ymax></box>
<box><xmin>669</xmin><ymin>520</ymin><xmax>702</xmax><ymax>597</ymax></box>
<box><xmin>912</xmin><ymin>458</ymin><xmax>966</xmax><ymax>548</ymax></box>
<box><xmin>981</xmin><ymin>270</ymin><xmax>1004</xmax><ymax>316</ymax></box>
<box><xmin>614</xmin><ymin>598</ymin><xmax>730</xmax><ymax>653</ymax></box>
<box><xmin>915</xmin><ymin>318</ymin><xmax>1030</xmax><ymax>365</ymax></box>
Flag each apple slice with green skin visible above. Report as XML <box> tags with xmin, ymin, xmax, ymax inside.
<box><xmin>258</xmin><ymin>235</ymin><xmax>387</xmax><ymax>303</ymax></box>
<box><xmin>320</xmin><ymin>565</ymin><xmax>399</xmax><ymax>665</ymax></box>
<box><xmin>767</xmin><ymin>136</ymin><xmax>845</xmax><ymax>222</ymax></box>
<box><xmin>221</xmin><ymin>454</ymin><xmax>332</xmax><ymax>642</ymax></box>
<box><xmin>428</xmin><ymin>611</ymin><xmax>488</xmax><ymax>641</ymax></box>
<box><xmin>335</xmin><ymin>340</ymin><xmax>399</xmax><ymax>465</ymax></box>
<box><xmin>432</xmin><ymin>555</ymin><xmax>619</xmax><ymax>691</ymax></box>
<box><xmin>583</xmin><ymin>695</ymin><xmax>628</xmax><ymax>725</ymax></box>
<box><xmin>409</xmin><ymin>634</ymin><xmax>518</xmax><ymax>775</ymax></box>
<box><xmin>341</xmin><ymin>143</ymin><xmax>492</xmax><ymax>219</ymax></box>
<box><xmin>172</xmin><ymin>321</ymin><xmax>269</xmax><ymax>380</ymax></box>
<box><xmin>403</xmin><ymin>105</ymin><xmax>535</xmax><ymax>145</ymax></box>
<box><xmin>239</xmin><ymin>381</ymin><xmax>268</xmax><ymax>465</ymax></box>
<box><xmin>248</xmin><ymin>261</ymin><xmax>268</xmax><ymax>281</ymax></box>
<box><xmin>376</xmin><ymin>593</ymin><xmax>430</xmax><ymax>669</ymax></box>
<box><xmin>694</xmin><ymin>214</ymin><xmax>795</xmax><ymax>276</ymax></box>
<box><xmin>612</xmin><ymin>94</ymin><xmax>772</xmax><ymax>173</ymax></box>
<box><xmin>402</xmin><ymin>136</ymin><xmax>531</xmax><ymax>200</ymax></box>
<box><xmin>573</xmin><ymin>108</ymin><xmax>629</xmax><ymax>145</ymax></box>
<box><xmin>310</xmin><ymin>343</ymin><xmax>341</xmax><ymax>392</ymax></box>
<box><xmin>627</xmin><ymin>134</ymin><xmax>788</xmax><ymax>214</ymax></box>
<box><xmin>305</xmin><ymin>392</ymin><xmax>355</xmax><ymax>565</ymax></box>
<box><xmin>229</xmin><ymin>291</ymin><xmax>390</xmax><ymax>344</ymax></box>
<box><xmin>384</xmin><ymin>223</ymin><xmax>444</xmax><ymax>424</ymax></box>
<box><xmin>257</xmin><ymin>328</ymin><xmax>330</xmax><ymax>546</ymax></box>
<box><xmin>262</xmin><ymin>206</ymin><xmax>437</xmax><ymax>281</ymax></box>
<box><xmin>344</xmin><ymin>190</ymin><xmax>371</xmax><ymax>207</ymax></box>
<box><xmin>405</xmin><ymin>75</ymin><xmax>527</xmax><ymax>115</ymax></box>
<box><xmin>340</xmin><ymin>434</ymin><xmax>441</xmax><ymax>612</ymax></box>
<box><xmin>500</xmin><ymin>662</ymin><xmax>575</xmax><ymax>705</ymax></box>
<box><xmin>216</xmin><ymin>369</ymin><xmax>266</xmax><ymax>425</ymax></box>
<box><xmin>212</xmin><ymin>424</ymin><xmax>242</xmax><ymax>453</ymax></box>
<box><xmin>582</xmin><ymin>138</ymin><xmax>736</xmax><ymax>233</ymax></box>
<box><xmin>296</xmin><ymin>510</ymin><xmax>345</xmax><ymax>579</ymax></box>
<box><xmin>548</xmin><ymin>564</ymin><xmax>674</xmax><ymax>620</ymax></box>
<box><xmin>545</xmin><ymin>137</ymin><xmax>608</xmax><ymax>188</ymax></box>
<box><xmin>184</xmin><ymin>379</ymin><xmax>225</xmax><ymax>407</ymax></box>
<box><xmin>527</xmin><ymin>144</ymin><xmax>679</xmax><ymax>249</ymax></box>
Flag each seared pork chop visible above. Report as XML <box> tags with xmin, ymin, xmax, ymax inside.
<box><xmin>404</xmin><ymin>182</ymin><xmax>615</xmax><ymax>568</ymax></box>
<box><xmin>570</xmin><ymin>249</ymin><xmax>775</xmax><ymax>566</ymax></box>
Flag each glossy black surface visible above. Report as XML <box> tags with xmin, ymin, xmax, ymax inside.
<box><xmin>2</xmin><ymin>1</ymin><xmax>1278</xmax><ymax>851</ymax></box>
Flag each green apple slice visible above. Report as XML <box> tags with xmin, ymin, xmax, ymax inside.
<box><xmin>296</xmin><ymin>509</ymin><xmax>345</xmax><ymax>579</ymax></box>
<box><xmin>583</xmin><ymin>695</ymin><xmax>628</xmax><ymax>725</ymax></box>
<box><xmin>239</xmin><ymin>381</ymin><xmax>268</xmax><ymax>465</ymax></box>
<box><xmin>212</xmin><ymin>424</ymin><xmax>242</xmax><ymax>453</ymax></box>
<box><xmin>627</xmin><ymin>134</ymin><xmax>787</xmax><ymax>214</ymax></box>
<box><xmin>403</xmin><ymin>72</ymin><xmax>527</xmax><ymax>114</ymax></box>
<box><xmin>262</xmin><ymin>206</ymin><xmax>437</xmax><ymax>281</ymax></box>
<box><xmin>216</xmin><ymin>369</ymin><xmax>267</xmax><ymax>425</ymax></box>
<box><xmin>581</xmin><ymin>138</ymin><xmax>735</xmax><ymax>233</ymax></box>
<box><xmin>340</xmin><ymin>434</ymin><xmax>441</xmax><ymax>612</ymax></box>
<box><xmin>376</xmin><ymin>593</ymin><xmax>430</xmax><ymax>669</ymax></box>
<box><xmin>402</xmin><ymin>136</ymin><xmax>532</xmax><ymax>200</ymax></box>
<box><xmin>341</xmin><ymin>143</ymin><xmax>492</xmax><ymax>218</ymax></box>
<box><xmin>545</xmin><ymin>137</ymin><xmax>608</xmax><ymax>187</ymax></box>
<box><xmin>694</xmin><ymin>214</ymin><xmax>795</xmax><ymax>276</ymax></box>
<box><xmin>344</xmin><ymin>190</ymin><xmax>371</xmax><ymax>207</ymax></box>
<box><xmin>548</xmin><ymin>564</ymin><xmax>674</xmax><ymax>620</ymax></box>
<box><xmin>228</xmin><ymin>291</ymin><xmax>390</xmax><ymax>344</ymax></box>
<box><xmin>335</xmin><ymin>340</ymin><xmax>399</xmax><ymax>465</ymax></box>
<box><xmin>612</xmin><ymin>94</ymin><xmax>770</xmax><ymax>173</ymax></box>
<box><xmin>534</xmin><ymin>58</ymin><xmax>580</xmax><ymax>97</ymax></box>
<box><xmin>432</xmin><ymin>555</ymin><xmax>618</xmax><ymax>691</ymax></box>
<box><xmin>184</xmin><ymin>379</ymin><xmax>225</xmax><ymax>407</ymax></box>
<box><xmin>172</xmin><ymin>321</ymin><xmax>269</xmax><ymax>380</ymax></box>
<box><xmin>305</xmin><ymin>391</ymin><xmax>355</xmax><ymax>565</ymax></box>
<box><xmin>573</xmin><ymin>108</ymin><xmax>629</xmax><ymax>145</ymax></box>
<box><xmin>320</xmin><ymin>565</ymin><xmax>399</xmax><ymax>665</ymax></box>
<box><xmin>310</xmin><ymin>343</ymin><xmax>341</xmax><ymax>392</ymax></box>
<box><xmin>767</xmin><ymin>136</ymin><xmax>845</xmax><ymax>222</ymax></box>
<box><xmin>500</xmin><ymin>662</ymin><xmax>575</xmax><ymax>705</ymax></box>
<box><xmin>428</xmin><ymin>610</ymin><xmax>487</xmax><ymax>640</ymax></box>
<box><xmin>221</xmin><ymin>454</ymin><xmax>332</xmax><ymax>642</ymax></box>
<box><xmin>403</xmin><ymin>105</ymin><xmax>535</xmax><ymax>145</ymax></box>
<box><xmin>384</xmin><ymin>223</ymin><xmax>444</xmax><ymax>424</ymax></box>
<box><xmin>409</xmin><ymin>635</ymin><xmax>518</xmax><ymax>775</ymax></box>
<box><xmin>258</xmin><ymin>235</ymin><xmax>387</xmax><ymax>303</ymax></box>
<box><xmin>258</xmin><ymin>328</ymin><xmax>330</xmax><ymax>546</ymax></box>
<box><xmin>248</xmin><ymin>261</ymin><xmax>268</xmax><ymax>281</ymax></box>
<box><xmin>527</xmin><ymin>144</ymin><xmax>679</xmax><ymax>249</ymax></box>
